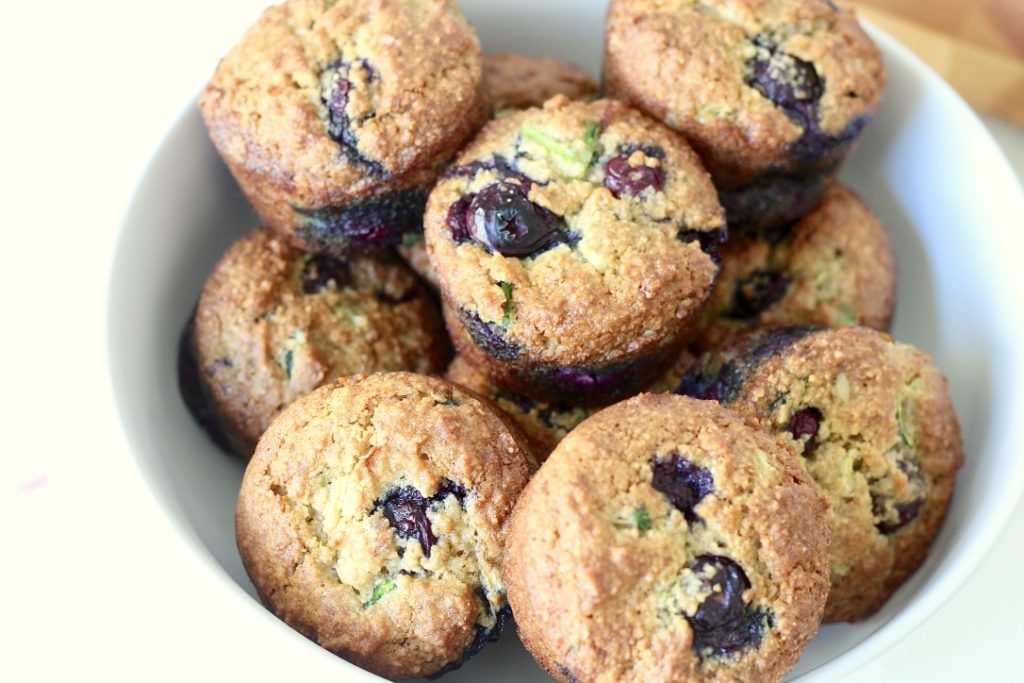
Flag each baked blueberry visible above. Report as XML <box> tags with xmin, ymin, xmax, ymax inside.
<box><xmin>651</xmin><ymin>454</ymin><xmax>714</xmax><ymax>523</ymax></box>
<box><xmin>688</xmin><ymin>555</ymin><xmax>767</xmax><ymax>657</ymax></box>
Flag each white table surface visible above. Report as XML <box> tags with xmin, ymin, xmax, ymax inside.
<box><xmin>3</xmin><ymin>1</ymin><xmax>1021</xmax><ymax>680</ymax></box>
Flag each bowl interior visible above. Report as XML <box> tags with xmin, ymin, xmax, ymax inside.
<box><xmin>108</xmin><ymin>2</ymin><xmax>1024</xmax><ymax>681</ymax></box>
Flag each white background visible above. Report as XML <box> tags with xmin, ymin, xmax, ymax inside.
<box><xmin>2</xmin><ymin>0</ymin><xmax>1022</xmax><ymax>680</ymax></box>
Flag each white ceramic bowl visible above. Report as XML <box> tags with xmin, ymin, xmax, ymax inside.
<box><xmin>107</xmin><ymin>2</ymin><xmax>1024</xmax><ymax>680</ymax></box>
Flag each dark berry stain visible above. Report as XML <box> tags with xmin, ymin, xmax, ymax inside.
<box><xmin>443</xmin><ymin>157</ymin><xmax>535</xmax><ymax>187</ymax></box>
<box><xmin>726</xmin><ymin>269</ymin><xmax>792</xmax><ymax>320</ymax></box>
<box><xmin>677</xmin><ymin>227</ymin><xmax>728</xmax><ymax>266</ymax></box>
<box><xmin>787</xmin><ymin>407</ymin><xmax>824</xmax><ymax>455</ymax></box>
<box><xmin>677</xmin><ymin>326</ymin><xmax>824</xmax><ymax>403</ymax></box>
<box><xmin>447</xmin><ymin>195</ymin><xmax>473</xmax><ymax>244</ymax></box>
<box><xmin>603</xmin><ymin>154</ymin><xmax>664</xmax><ymax>198</ymax></box>
<box><xmin>427</xmin><ymin>604</ymin><xmax>511</xmax><ymax>678</ymax></box>
<box><xmin>467</xmin><ymin>182</ymin><xmax>563</xmax><ymax>256</ymax></box>
<box><xmin>458</xmin><ymin>309</ymin><xmax>523</xmax><ymax>361</ymax></box>
<box><xmin>301</xmin><ymin>254</ymin><xmax>351</xmax><ymax>294</ymax></box>
<box><xmin>687</xmin><ymin>555</ymin><xmax>767</xmax><ymax>657</ymax></box>
<box><xmin>557</xmin><ymin>664</ymin><xmax>583</xmax><ymax>683</ymax></box>
<box><xmin>293</xmin><ymin>188</ymin><xmax>427</xmax><ymax>253</ymax></box>
<box><xmin>321</xmin><ymin>59</ymin><xmax>386</xmax><ymax>176</ymax></box>
<box><xmin>375</xmin><ymin>480</ymin><xmax>467</xmax><ymax>557</ymax></box>
<box><xmin>177</xmin><ymin>315</ymin><xmax>242</xmax><ymax>457</ymax></box>
<box><xmin>651</xmin><ymin>453</ymin><xmax>714</xmax><ymax>523</ymax></box>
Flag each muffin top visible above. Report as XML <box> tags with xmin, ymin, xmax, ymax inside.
<box><xmin>504</xmin><ymin>393</ymin><xmax>829</xmax><ymax>683</ymax></box>
<box><xmin>425</xmin><ymin>96</ymin><xmax>724</xmax><ymax>366</ymax></box>
<box><xmin>236</xmin><ymin>372</ymin><xmax>533</xmax><ymax>679</ymax></box>
<box><xmin>697</xmin><ymin>184</ymin><xmax>894</xmax><ymax>350</ymax></box>
<box><xmin>446</xmin><ymin>348</ymin><xmax>695</xmax><ymax>460</ymax></box>
<box><xmin>193</xmin><ymin>228</ymin><xmax>446</xmax><ymax>452</ymax></box>
<box><xmin>679</xmin><ymin>326</ymin><xmax>963</xmax><ymax>621</ymax></box>
<box><xmin>484</xmin><ymin>52</ymin><xmax>600</xmax><ymax>113</ymax></box>
<box><xmin>604</xmin><ymin>0</ymin><xmax>886</xmax><ymax>185</ymax></box>
<box><xmin>199</xmin><ymin>0</ymin><xmax>485</xmax><ymax>202</ymax></box>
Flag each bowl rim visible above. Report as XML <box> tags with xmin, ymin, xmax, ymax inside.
<box><xmin>104</xmin><ymin>17</ymin><xmax>1024</xmax><ymax>683</ymax></box>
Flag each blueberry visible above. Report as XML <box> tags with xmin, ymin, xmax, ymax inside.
<box><xmin>874</xmin><ymin>460</ymin><xmax>925</xmax><ymax>535</ymax></box>
<box><xmin>787</xmin><ymin>407</ymin><xmax>824</xmax><ymax>454</ymax></box>
<box><xmin>301</xmin><ymin>254</ymin><xmax>351</xmax><ymax>294</ymax></box>
<box><xmin>617</xmin><ymin>142</ymin><xmax>666</xmax><ymax>160</ymax></box>
<box><xmin>651</xmin><ymin>453</ymin><xmax>714</xmax><ymax>523</ymax></box>
<box><xmin>745</xmin><ymin>36</ymin><xmax>823</xmax><ymax>129</ymax></box>
<box><xmin>321</xmin><ymin>59</ymin><xmax>385</xmax><ymax>176</ymax></box>
<box><xmin>726</xmin><ymin>269</ymin><xmax>791</xmax><ymax>320</ymax></box>
<box><xmin>375</xmin><ymin>480</ymin><xmax>467</xmax><ymax>557</ymax></box>
<box><xmin>378</xmin><ymin>487</ymin><xmax>436</xmax><ymax>556</ymax></box>
<box><xmin>677</xmin><ymin>227</ymin><xmax>728</xmax><ymax>266</ymax></box>
<box><xmin>458</xmin><ymin>309</ymin><xmax>522</xmax><ymax>361</ymax></box>
<box><xmin>293</xmin><ymin>188</ymin><xmax>427</xmax><ymax>253</ymax></box>
<box><xmin>467</xmin><ymin>182</ymin><xmax>562</xmax><ymax>256</ymax></box>
<box><xmin>687</xmin><ymin>555</ymin><xmax>767</xmax><ymax>657</ymax></box>
<box><xmin>603</xmin><ymin>155</ymin><xmax>664</xmax><ymax>198</ymax></box>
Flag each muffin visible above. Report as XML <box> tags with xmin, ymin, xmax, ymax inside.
<box><xmin>446</xmin><ymin>348</ymin><xmax>695</xmax><ymax>460</ymax></box>
<box><xmin>485</xmin><ymin>52</ymin><xmax>600</xmax><ymax>114</ymax></box>
<box><xmin>505</xmin><ymin>393</ymin><xmax>830</xmax><ymax>683</ymax></box>
<box><xmin>191</xmin><ymin>228</ymin><xmax>447</xmax><ymax>456</ymax></box>
<box><xmin>605</xmin><ymin>0</ymin><xmax>886</xmax><ymax>233</ymax></box>
<box><xmin>696</xmin><ymin>185</ymin><xmax>894</xmax><ymax>350</ymax></box>
<box><xmin>399</xmin><ymin>54</ymin><xmax>601</xmax><ymax>285</ymax></box>
<box><xmin>199</xmin><ymin>0</ymin><xmax>488</xmax><ymax>256</ymax></box>
<box><xmin>424</xmin><ymin>96</ymin><xmax>725</xmax><ymax>405</ymax></box>
<box><xmin>678</xmin><ymin>326</ymin><xmax>963</xmax><ymax>622</ymax></box>
<box><xmin>236</xmin><ymin>372</ymin><xmax>534</xmax><ymax>679</ymax></box>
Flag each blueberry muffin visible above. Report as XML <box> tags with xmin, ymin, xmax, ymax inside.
<box><xmin>605</xmin><ymin>0</ymin><xmax>886</xmax><ymax>233</ymax></box>
<box><xmin>199</xmin><ymin>0</ymin><xmax>488</xmax><ymax>257</ymax></box>
<box><xmin>696</xmin><ymin>185</ymin><xmax>894</xmax><ymax>350</ymax></box>
<box><xmin>424</xmin><ymin>96</ymin><xmax>725</xmax><ymax>405</ymax></box>
<box><xmin>678</xmin><ymin>326</ymin><xmax>963</xmax><ymax>622</ymax></box>
<box><xmin>446</xmin><ymin>348</ymin><xmax>695</xmax><ymax>460</ymax></box>
<box><xmin>192</xmin><ymin>228</ymin><xmax>447</xmax><ymax>457</ymax></box>
<box><xmin>399</xmin><ymin>55</ymin><xmax>601</xmax><ymax>285</ymax></box>
<box><xmin>236</xmin><ymin>372</ymin><xmax>533</xmax><ymax>679</ymax></box>
<box><xmin>505</xmin><ymin>393</ymin><xmax>829</xmax><ymax>682</ymax></box>
<box><xmin>485</xmin><ymin>52</ymin><xmax>600</xmax><ymax>114</ymax></box>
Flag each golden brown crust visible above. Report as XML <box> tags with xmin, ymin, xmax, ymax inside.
<box><xmin>696</xmin><ymin>185</ymin><xmax>895</xmax><ymax>350</ymax></box>
<box><xmin>193</xmin><ymin>228</ymin><xmax>447</xmax><ymax>453</ymax></box>
<box><xmin>425</xmin><ymin>97</ymin><xmax>723</xmax><ymax>372</ymax></box>
<box><xmin>504</xmin><ymin>394</ymin><xmax>830</xmax><ymax>682</ymax></box>
<box><xmin>484</xmin><ymin>52</ymin><xmax>600</xmax><ymax>113</ymax></box>
<box><xmin>199</xmin><ymin>0</ymin><xmax>487</xmax><ymax>249</ymax></box>
<box><xmin>604</xmin><ymin>0</ymin><xmax>886</xmax><ymax>187</ymax></box>
<box><xmin>236</xmin><ymin>372</ymin><xmax>533</xmax><ymax>679</ymax></box>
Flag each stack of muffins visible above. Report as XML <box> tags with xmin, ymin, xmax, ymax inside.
<box><xmin>183</xmin><ymin>1</ymin><xmax>964</xmax><ymax>681</ymax></box>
